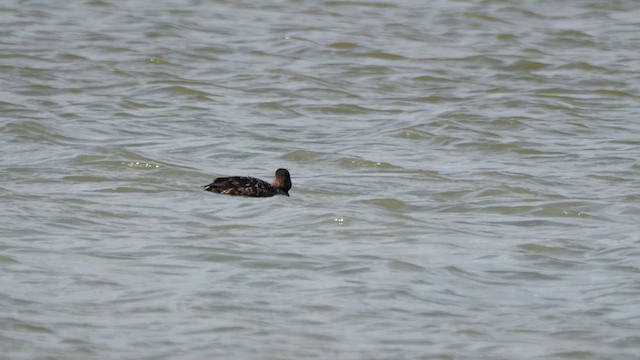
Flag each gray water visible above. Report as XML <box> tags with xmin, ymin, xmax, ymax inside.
<box><xmin>2</xmin><ymin>0</ymin><xmax>640</xmax><ymax>359</ymax></box>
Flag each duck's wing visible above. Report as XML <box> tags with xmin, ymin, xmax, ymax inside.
<box><xmin>204</xmin><ymin>176</ymin><xmax>277</xmax><ymax>197</ymax></box>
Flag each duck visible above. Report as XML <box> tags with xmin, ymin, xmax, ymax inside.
<box><xmin>204</xmin><ymin>168</ymin><xmax>291</xmax><ymax>197</ymax></box>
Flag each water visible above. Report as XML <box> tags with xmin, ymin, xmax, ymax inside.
<box><xmin>2</xmin><ymin>0</ymin><xmax>640</xmax><ymax>359</ymax></box>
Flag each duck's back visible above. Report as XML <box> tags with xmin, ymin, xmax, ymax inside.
<box><xmin>204</xmin><ymin>176</ymin><xmax>284</xmax><ymax>197</ymax></box>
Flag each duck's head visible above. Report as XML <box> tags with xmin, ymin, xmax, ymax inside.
<box><xmin>273</xmin><ymin>168</ymin><xmax>292</xmax><ymax>195</ymax></box>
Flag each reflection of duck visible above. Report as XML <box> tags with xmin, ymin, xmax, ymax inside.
<box><xmin>204</xmin><ymin>168</ymin><xmax>292</xmax><ymax>197</ymax></box>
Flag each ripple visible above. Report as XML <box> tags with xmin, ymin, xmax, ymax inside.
<box><xmin>360</xmin><ymin>51</ymin><xmax>404</xmax><ymax>60</ymax></box>
<box><xmin>502</xmin><ymin>60</ymin><xmax>549</xmax><ymax>72</ymax></box>
<box><xmin>6</xmin><ymin>318</ymin><xmax>54</xmax><ymax>334</ymax></box>
<box><xmin>72</xmin><ymin>158</ymin><xmax>162</xmax><ymax>170</ymax></box>
<box><xmin>282</xmin><ymin>150</ymin><xmax>326</xmax><ymax>162</ymax></box>
<box><xmin>538</xmin><ymin>207</ymin><xmax>588</xmax><ymax>218</ymax></box>
<box><xmin>387</xmin><ymin>260</ymin><xmax>426</xmax><ymax>272</ymax></box>
<box><xmin>485</xmin><ymin>270</ymin><xmax>561</xmax><ymax>281</ymax></box>
<box><xmin>0</xmin><ymin>254</ymin><xmax>19</xmax><ymax>264</ymax></box>
<box><xmin>324</xmin><ymin>1</ymin><xmax>396</xmax><ymax>8</ymax></box>
<box><xmin>412</xmin><ymin>75</ymin><xmax>458</xmax><ymax>83</ymax></box>
<box><xmin>327</xmin><ymin>42</ymin><xmax>357</xmax><ymax>49</ymax></box>
<box><xmin>3</xmin><ymin>121</ymin><xmax>73</xmax><ymax>145</ymax></box>
<box><xmin>2</xmin><ymin>1</ymin><xmax>639</xmax><ymax>359</ymax></box>
<box><xmin>340</xmin><ymin>157</ymin><xmax>402</xmax><ymax>169</ymax></box>
<box><xmin>362</xmin><ymin>198</ymin><xmax>406</xmax><ymax>210</ymax></box>
<box><xmin>556</xmin><ymin>62</ymin><xmax>610</xmax><ymax>72</ymax></box>
<box><xmin>518</xmin><ymin>243</ymin><xmax>590</xmax><ymax>256</ymax></box>
<box><xmin>307</xmin><ymin>104</ymin><xmax>401</xmax><ymax>115</ymax></box>
<box><xmin>398</xmin><ymin>128</ymin><xmax>433</xmax><ymax>139</ymax></box>
<box><xmin>144</xmin><ymin>57</ymin><xmax>174</xmax><ymax>65</ymax></box>
<box><xmin>254</xmin><ymin>102</ymin><xmax>302</xmax><ymax>116</ymax></box>
<box><xmin>157</xmin><ymin>86</ymin><xmax>212</xmax><ymax>98</ymax></box>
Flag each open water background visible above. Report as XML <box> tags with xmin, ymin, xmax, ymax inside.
<box><xmin>1</xmin><ymin>0</ymin><xmax>640</xmax><ymax>359</ymax></box>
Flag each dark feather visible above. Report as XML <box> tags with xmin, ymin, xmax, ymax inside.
<box><xmin>204</xmin><ymin>169</ymin><xmax>291</xmax><ymax>197</ymax></box>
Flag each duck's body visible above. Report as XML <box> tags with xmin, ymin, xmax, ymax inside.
<box><xmin>204</xmin><ymin>168</ymin><xmax>291</xmax><ymax>197</ymax></box>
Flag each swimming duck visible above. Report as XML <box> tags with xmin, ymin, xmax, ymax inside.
<box><xmin>204</xmin><ymin>168</ymin><xmax>291</xmax><ymax>197</ymax></box>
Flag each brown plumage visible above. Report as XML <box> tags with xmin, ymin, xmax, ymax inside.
<box><xmin>204</xmin><ymin>168</ymin><xmax>291</xmax><ymax>197</ymax></box>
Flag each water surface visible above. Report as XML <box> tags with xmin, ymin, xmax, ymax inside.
<box><xmin>2</xmin><ymin>0</ymin><xmax>640</xmax><ymax>359</ymax></box>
